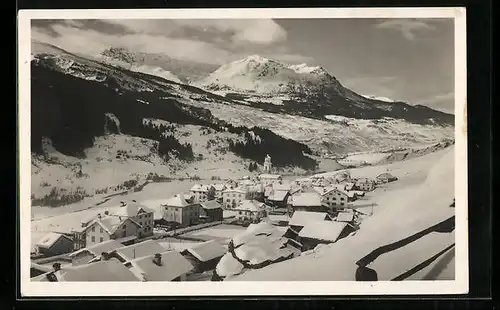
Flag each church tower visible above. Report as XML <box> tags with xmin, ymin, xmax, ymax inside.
<box><xmin>263</xmin><ymin>154</ymin><xmax>272</xmax><ymax>173</ymax></box>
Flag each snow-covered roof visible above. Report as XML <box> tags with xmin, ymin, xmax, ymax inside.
<box><xmin>273</xmin><ymin>182</ymin><xmax>292</xmax><ymax>191</ymax></box>
<box><xmin>200</xmin><ymin>200</ymin><xmax>223</xmax><ymax>210</ymax></box>
<box><xmin>289</xmin><ymin>211</ymin><xmax>329</xmax><ymax>227</ymax></box>
<box><xmin>140</xmin><ymin>199</ymin><xmax>165</xmax><ymax>220</ymax></box>
<box><xmin>35</xmin><ymin>232</ymin><xmax>71</xmax><ymax>249</ymax></box>
<box><xmin>259</xmin><ymin>174</ymin><xmax>282</xmax><ymax>179</ymax></box>
<box><xmin>112</xmin><ymin>201</ymin><xmax>155</xmax><ymax>217</ymax></box>
<box><xmin>267</xmin><ymin>189</ymin><xmax>289</xmax><ymax>202</ymax></box>
<box><xmin>115</xmin><ymin>240</ymin><xmax>165</xmax><ymax>262</ymax></box>
<box><xmin>290</xmin><ymin>192</ymin><xmax>323</xmax><ymax>207</ymax></box>
<box><xmin>58</xmin><ymin>258</ymin><xmax>138</xmax><ymax>282</ymax></box>
<box><xmin>68</xmin><ymin>239</ymin><xmax>124</xmax><ymax>258</ymax></box>
<box><xmin>128</xmin><ymin>250</ymin><xmax>194</xmax><ymax>281</ymax></box>
<box><xmin>336</xmin><ymin>211</ymin><xmax>355</xmax><ymax>223</ymax></box>
<box><xmin>88</xmin><ymin>216</ymin><xmax>141</xmax><ymax>235</ymax></box>
<box><xmin>229</xmin><ymin>222</ymin><xmax>296</xmax><ymax>267</ymax></box>
<box><xmin>235</xmin><ymin>200</ymin><xmax>267</xmax><ymax>212</ymax></box>
<box><xmin>186</xmin><ymin>240</ymin><xmax>226</xmax><ymax>262</ymax></box>
<box><xmin>223</xmin><ymin>188</ymin><xmax>248</xmax><ymax>194</ymax></box>
<box><xmin>163</xmin><ymin>194</ymin><xmax>191</xmax><ymax>208</ymax></box>
<box><xmin>216</xmin><ymin>253</ymin><xmax>244</xmax><ymax>278</ymax></box>
<box><xmin>190</xmin><ymin>184</ymin><xmax>213</xmax><ymax>192</ymax></box>
<box><xmin>212</xmin><ymin>184</ymin><xmax>227</xmax><ymax>191</ymax></box>
<box><xmin>298</xmin><ymin>221</ymin><xmax>348</xmax><ymax>242</ymax></box>
<box><xmin>312</xmin><ymin>186</ymin><xmax>335</xmax><ymax>196</ymax></box>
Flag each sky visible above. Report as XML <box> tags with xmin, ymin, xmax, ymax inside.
<box><xmin>31</xmin><ymin>18</ymin><xmax>455</xmax><ymax>113</ymax></box>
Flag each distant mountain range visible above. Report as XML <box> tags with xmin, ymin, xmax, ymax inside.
<box><xmin>30</xmin><ymin>40</ymin><xmax>454</xmax><ymax>169</ymax></box>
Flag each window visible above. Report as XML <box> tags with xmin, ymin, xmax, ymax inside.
<box><xmin>100</xmin><ymin>227</ymin><xmax>103</xmax><ymax>233</ymax></box>
<box><xmin>100</xmin><ymin>237</ymin><xmax>103</xmax><ymax>242</ymax></box>
<box><xmin>91</xmin><ymin>236</ymin><xmax>95</xmax><ymax>242</ymax></box>
<box><xmin>92</xmin><ymin>226</ymin><xmax>95</xmax><ymax>232</ymax></box>
<box><xmin>341</xmin><ymin>198</ymin><xmax>345</xmax><ymax>201</ymax></box>
<box><xmin>123</xmin><ymin>224</ymin><xmax>127</xmax><ymax>230</ymax></box>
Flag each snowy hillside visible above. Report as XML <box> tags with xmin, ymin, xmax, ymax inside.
<box><xmin>174</xmin><ymin>95</ymin><xmax>454</xmax><ymax>155</ymax></box>
<box><xmin>227</xmin><ymin>147</ymin><xmax>455</xmax><ymax>281</ymax></box>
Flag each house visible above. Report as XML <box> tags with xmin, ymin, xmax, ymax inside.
<box><xmin>289</xmin><ymin>192</ymin><xmax>329</xmax><ymax>213</ymax></box>
<box><xmin>82</xmin><ymin>214</ymin><xmax>142</xmax><ymax>248</ymax></box>
<box><xmin>298</xmin><ymin>221</ymin><xmax>349</xmax><ymax>251</ymax></box>
<box><xmin>181</xmin><ymin>240</ymin><xmax>226</xmax><ymax>273</ymax></box>
<box><xmin>190</xmin><ymin>184</ymin><xmax>216</xmax><ymax>203</ymax></box>
<box><xmin>162</xmin><ymin>194</ymin><xmax>201</xmax><ymax>227</ymax></box>
<box><xmin>222</xmin><ymin>188</ymin><xmax>248</xmax><ymax>208</ymax></box>
<box><xmin>288</xmin><ymin>210</ymin><xmax>331</xmax><ymax>231</ymax></box>
<box><xmin>266</xmin><ymin>189</ymin><xmax>290</xmax><ymax>208</ymax></box>
<box><xmin>233</xmin><ymin>200</ymin><xmax>268</xmax><ymax>222</ymax></box>
<box><xmin>313</xmin><ymin>186</ymin><xmax>350</xmax><ymax>208</ymax></box>
<box><xmin>35</xmin><ymin>232</ymin><xmax>74</xmax><ymax>257</ymax></box>
<box><xmin>112</xmin><ymin>201</ymin><xmax>155</xmax><ymax>238</ymax></box>
<box><xmin>211</xmin><ymin>184</ymin><xmax>228</xmax><ymax>200</ymax></box>
<box><xmin>68</xmin><ymin>239</ymin><xmax>125</xmax><ymax>266</ymax></box>
<box><xmin>355</xmin><ymin>178</ymin><xmax>376</xmax><ymax>191</ymax></box>
<box><xmin>127</xmin><ymin>251</ymin><xmax>194</xmax><ymax>281</ymax></box>
<box><xmin>258</xmin><ymin>174</ymin><xmax>282</xmax><ymax>186</ymax></box>
<box><xmin>199</xmin><ymin>200</ymin><xmax>224</xmax><ymax>222</ymax></box>
<box><xmin>112</xmin><ymin>240</ymin><xmax>166</xmax><ymax>262</ymax></box>
<box><xmin>335</xmin><ymin>209</ymin><xmax>355</xmax><ymax>223</ymax></box>
<box><xmin>376</xmin><ymin>173</ymin><xmax>398</xmax><ymax>184</ymax></box>
<box><xmin>32</xmin><ymin>259</ymin><xmax>139</xmax><ymax>282</ymax></box>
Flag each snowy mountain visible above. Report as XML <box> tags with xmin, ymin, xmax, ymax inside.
<box><xmin>361</xmin><ymin>94</ymin><xmax>396</xmax><ymax>102</ymax></box>
<box><xmin>97</xmin><ymin>47</ymin><xmax>218</xmax><ymax>84</ymax></box>
<box><xmin>196</xmin><ymin>55</ymin><xmax>454</xmax><ymax>126</ymax></box>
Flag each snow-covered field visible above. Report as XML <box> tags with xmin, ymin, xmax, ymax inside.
<box><xmin>227</xmin><ymin>146</ymin><xmax>455</xmax><ymax>281</ymax></box>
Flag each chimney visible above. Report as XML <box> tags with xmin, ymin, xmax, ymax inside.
<box><xmin>97</xmin><ymin>213</ymin><xmax>101</xmax><ymax>219</ymax></box>
<box><xmin>120</xmin><ymin>201</ymin><xmax>127</xmax><ymax>207</ymax></box>
<box><xmin>52</xmin><ymin>262</ymin><xmax>61</xmax><ymax>272</ymax></box>
<box><xmin>132</xmin><ymin>200</ymin><xmax>137</xmax><ymax>203</ymax></box>
<box><xmin>101</xmin><ymin>252</ymin><xmax>110</xmax><ymax>261</ymax></box>
<box><xmin>152</xmin><ymin>253</ymin><xmax>163</xmax><ymax>266</ymax></box>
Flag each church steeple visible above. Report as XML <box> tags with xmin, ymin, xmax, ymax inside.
<box><xmin>263</xmin><ymin>154</ymin><xmax>272</xmax><ymax>173</ymax></box>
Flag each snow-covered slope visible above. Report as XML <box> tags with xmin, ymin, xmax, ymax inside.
<box><xmin>176</xmin><ymin>96</ymin><xmax>454</xmax><ymax>155</ymax></box>
<box><xmin>361</xmin><ymin>94</ymin><xmax>396</xmax><ymax>102</ymax></box>
<box><xmin>227</xmin><ymin>147</ymin><xmax>455</xmax><ymax>281</ymax></box>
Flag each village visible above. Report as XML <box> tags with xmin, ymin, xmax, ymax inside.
<box><xmin>30</xmin><ymin>154</ymin><xmax>399</xmax><ymax>282</ymax></box>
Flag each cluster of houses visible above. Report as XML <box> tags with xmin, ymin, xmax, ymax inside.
<box><xmin>32</xmin><ymin>153</ymin><xmax>399</xmax><ymax>282</ymax></box>
<box><xmin>31</xmin><ymin>238</ymin><xmax>228</xmax><ymax>282</ymax></box>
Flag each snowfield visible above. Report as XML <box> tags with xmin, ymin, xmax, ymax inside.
<box><xmin>226</xmin><ymin>146</ymin><xmax>455</xmax><ymax>281</ymax></box>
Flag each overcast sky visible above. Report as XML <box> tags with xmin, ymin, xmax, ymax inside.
<box><xmin>32</xmin><ymin>18</ymin><xmax>455</xmax><ymax>113</ymax></box>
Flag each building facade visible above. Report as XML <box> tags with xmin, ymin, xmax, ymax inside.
<box><xmin>222</xmin><ymin>188</ymin><xmax>248</xmax><ymax>208</ymax></box>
